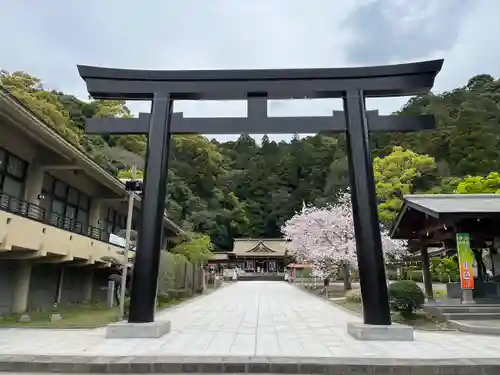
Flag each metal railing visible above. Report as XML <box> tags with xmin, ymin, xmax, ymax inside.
<box><xmin>0</xmin><ymin>192</ymin><xmax>111</xmax><ymax>244</ymax></box>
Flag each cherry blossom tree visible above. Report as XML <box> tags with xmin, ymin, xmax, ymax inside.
<box><xmin>282</xmin><ymin>192</ymin><xmax>355</xmax><ymax>289</ymax></box>
<box><xmin>381</xmin><ymin>228</ymin><xmax>408</xmax><ymax>263</ymax></box>
<box><xmin>282</xmin><ymin>191</ymin><xmax>407</xmax><ymax>290</ymax></box>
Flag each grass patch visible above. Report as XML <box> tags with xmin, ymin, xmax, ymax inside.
<box><xmin>303</xmin><ymin>284</ymin><xmax>348</xmax><ymax>299</ymax></box>
<box><xmin>0</xmin><ymin>296</ymin><xmax>194</xmax><ymax>329</ymax></box>
<box><xmin>334</xmin><ymin>299</ymin><xmax>448</xmax><ymax>330</ymax></box>
<box><xmin>0</xmin><ymin>303</ymin><xmax>120</xmax><ymax>328</ymax></box>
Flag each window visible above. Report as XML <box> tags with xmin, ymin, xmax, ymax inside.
<box><xmin>2</xmin><ymin>176</ymin><xmax>24</xmax><ymax>198</ymax></box>
<box><xmin>77</xmin><ymin>209</ymin><xmax>88</xmax><ymax>227</ymax></box>
<box><xmin>104</xmin><ymin>207</ymin><xmax>127</xmax><ymax>235</ymax></box>
<box><xmin>0</xmin><ymin>147</ymin><xmax>27</xmax><ymax>199</ymax></box>
<box><xmin>7</xmin><ymin>156</ymin><xmax>26</xmax><ymax>179</ymax></box>
<box><xmin>54</xmin><ymin>181</ymin><xmax>67</xmax><ymax>199</ymax></box>
<box><xmin>66</xmin><ymin>205</ymin><xmax>76</xmax><ymax>219</ymax></box>
<box><xmin>79</xmin><ymin>194</ymin><xmax>89</xmax><ymax>210</ymax></box>
<box><xmin>68</xmin><ymin>188</ymin><xmax>79</xmax><ymax>205</ymax></box>
<box><xmin>42</xmin><ymin>174</ymin><xmax>90</xmax><ymax>234</ymax></box>
<box><xmin>42</xmin><ymin>174</ymin><xmax>54</xmax><ymax>193</ymax></box>
<box><xmin>51</xmin><ymin>200</ymin><xmax>65</xmax><ymax>215</ymax></box>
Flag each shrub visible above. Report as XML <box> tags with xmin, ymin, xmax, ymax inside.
<box><xmin>388</xmin><ymin>280</ymin><xmax>425</xmax><ymax>318</ymax></box>
<box><xmin>345</xmin><ymin>289</ymin><xmax>362</xmax><ymax>303</ymax></box>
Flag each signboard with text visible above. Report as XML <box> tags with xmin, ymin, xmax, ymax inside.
<box><xmin>456</xmin><ymin>233</ymin><xmax>474</xmax><ymax>290</ymax></box>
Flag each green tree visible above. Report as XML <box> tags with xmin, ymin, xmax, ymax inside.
<box><xmin>171</xmin><ymin>232</ymin><xmax>213</xmax><ymax>263</ymax></box>
<box><xmin>373</xmin><ymin>146</ymin><xmax>438</xmax><ymax>224</ymax></box>
<box><xmin>455</xmin><ymin>172</ymin><xmax>500</xmax><ymax>194</ymax></box>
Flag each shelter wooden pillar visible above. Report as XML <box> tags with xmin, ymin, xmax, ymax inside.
<box><xmin>421</xmin><ymin>246</ymin><xmax>434</xmax><ymax>301</ymax></box>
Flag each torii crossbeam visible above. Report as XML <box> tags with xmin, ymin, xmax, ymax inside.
<box><xmin>85</xmin><ymin>104</ymin><xmax>435</xmax><ymax>135</ymax></box>
<box><xmin>78</xmin><ymin>60</ymin><xmax>443</xmax><ymax>329</ymax></box>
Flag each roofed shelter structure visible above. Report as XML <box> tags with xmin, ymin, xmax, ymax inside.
<box><xmin>78</xmin><ymin>59</ymin><xmax>443</xmax><ymax>336</ymax></box>
<box><xmin>391</xmin><ymin>194</ymin><xmax>500</xmax><ymax>302</ymax></box>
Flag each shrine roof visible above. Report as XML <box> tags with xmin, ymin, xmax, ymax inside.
<box><xmin>390</xmin><ymin>194</ymin><xmax>500</xmax><ymax>240</ymax></box>
<box><xmin>232</xmin><ymin>239</ymin><xmax>288</xmax><ymax>256</ymax></box>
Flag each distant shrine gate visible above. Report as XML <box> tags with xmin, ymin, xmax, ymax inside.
<box><xmin>78</xmin><ymin>60</ymin><xmax>443</xmax><ymax>327</ymax></box>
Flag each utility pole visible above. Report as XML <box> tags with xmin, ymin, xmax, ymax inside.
<box><xmin>119</xmin><ymin>164</ymin><xmax>137</xmax><ymax>320</ymax></box>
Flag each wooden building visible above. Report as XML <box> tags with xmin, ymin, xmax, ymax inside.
<box><xmin>207</xmin><ymin>239</ymin><xmax>292</xmax><ymax>273</ymax></box>
<box><xmin>390</xmin><ymin>194</ymin><xmax>500</xmax><ymax>301</ymax></box>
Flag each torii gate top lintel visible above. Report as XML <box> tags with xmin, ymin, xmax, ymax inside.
<box><xmin>77</xmin><ymin>59</ymin><xmax>443</xmax><ymax>101</ymax></box>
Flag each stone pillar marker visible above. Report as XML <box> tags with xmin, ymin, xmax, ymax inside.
<box><xmin>106</xmin><ymin>280</ymin><xmax>115</xmax><ymax>309</ymax></box>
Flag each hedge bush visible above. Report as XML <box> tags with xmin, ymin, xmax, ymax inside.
<box><xmin>388</xmin><ymin>280</ymin><xmax>425</xmax><ymax>318</ymax></box>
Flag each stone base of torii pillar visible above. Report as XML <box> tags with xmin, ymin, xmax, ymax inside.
<box><xmin>346</xmin><ymin>322</ymin><xmax>415</xmax><ymax>341</ymax></box>
<box><xmin>106</xmin><ymin>320</ymin><xmax>171</xmax><ymax>338</ymax></box>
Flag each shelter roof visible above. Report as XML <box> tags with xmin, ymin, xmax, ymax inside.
<box><xmin>402</xmin><ymin>194</ymin><xmax>500</xmax><ymax>216</ymax></box>
<box><xmin>390</xmin><ymin>194</ymin><xmax>500</xmax><ymax>240</ymax></box>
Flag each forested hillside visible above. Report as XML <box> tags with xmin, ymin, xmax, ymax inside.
<box><xmin>1</xmin><ymin>70</ymin><xmax>499</xmax><ymax>249</ymax></box>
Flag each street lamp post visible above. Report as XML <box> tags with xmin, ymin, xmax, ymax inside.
<box><xmin>119</xmin><ymin>164</ymin><xmax>137</xmax><ymax>321</ymax></box>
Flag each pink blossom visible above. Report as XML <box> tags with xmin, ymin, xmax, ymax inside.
<box><xmin>282</xmin><ymin>192</ymin><xmax>407</xmax><ymax>278</ymax></box>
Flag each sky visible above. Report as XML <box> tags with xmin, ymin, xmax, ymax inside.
<box><xmin>1</xmin><ymin>0</ymin><xmax>499</xmax><ymax>142</ymax></box>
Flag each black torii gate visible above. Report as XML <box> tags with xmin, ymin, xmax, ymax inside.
<box><xmin>78</xmin><ymin>60</ymin><xmax>443</xmax><ymax>326</ymax></box>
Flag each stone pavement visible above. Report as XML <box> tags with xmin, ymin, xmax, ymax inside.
<box><xmin>1</xmin><ymin>281</ymin><xmax>500</xmax><ymax>359</ymax></box>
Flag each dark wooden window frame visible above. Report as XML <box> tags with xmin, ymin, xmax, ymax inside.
<box><xmin>0</xmin><ymin>147</ymin><xmax>28</xmax><ymax>198</ymax></box>
<box><xmin>42</xmin><ymin>174</ymin><xmax>91</xmax><ymax>230</ymax></box>
<box><xmin>105</xmin><ymin>206</ymin><xmax>127</xmax><ymax>235</ymax></box>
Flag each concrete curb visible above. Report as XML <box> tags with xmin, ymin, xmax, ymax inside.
<box><xmin>0</xmin><ymin>354</ymin><xmax>497</xmax><ymax>374</ymax></box>
<box><xmin>448</xmin><ymin>319</ymin><xmax>500</xmax><ymax>335</ymax></box>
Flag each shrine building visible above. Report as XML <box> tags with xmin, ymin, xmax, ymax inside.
<box><xmin>207</xmin><ymin>238</ymin><xmax>292</xmax><ymax>273</ymax></box>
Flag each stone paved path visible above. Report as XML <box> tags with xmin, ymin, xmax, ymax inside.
<box><xmin>1</xmin><ymin>281</ymin><xmax>500</xmax><ymax>358</ymax></box>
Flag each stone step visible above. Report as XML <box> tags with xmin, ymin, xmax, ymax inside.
<box><xmin>442</xmin><ymin>312</ymin><xmax>500</xmax><ymax>320</ymax></box>
<box><xmin>437</xmin><ymin>306</ymin><xmax>500</xmax><ymax>314</ymax></box>
<box><xmin>447</xmin><ymin>320</ymin><xmax>500</xmax><ymax>335</ymax></box>
<box><xmin>0</xmin><ymin>354</ymin><xmax>498</xmax><ymax>374</ymax></box>
<box><xmin>424</xmin><ymin>304</ymin><xmax>500</xmax><ymax>315</ymax></box>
